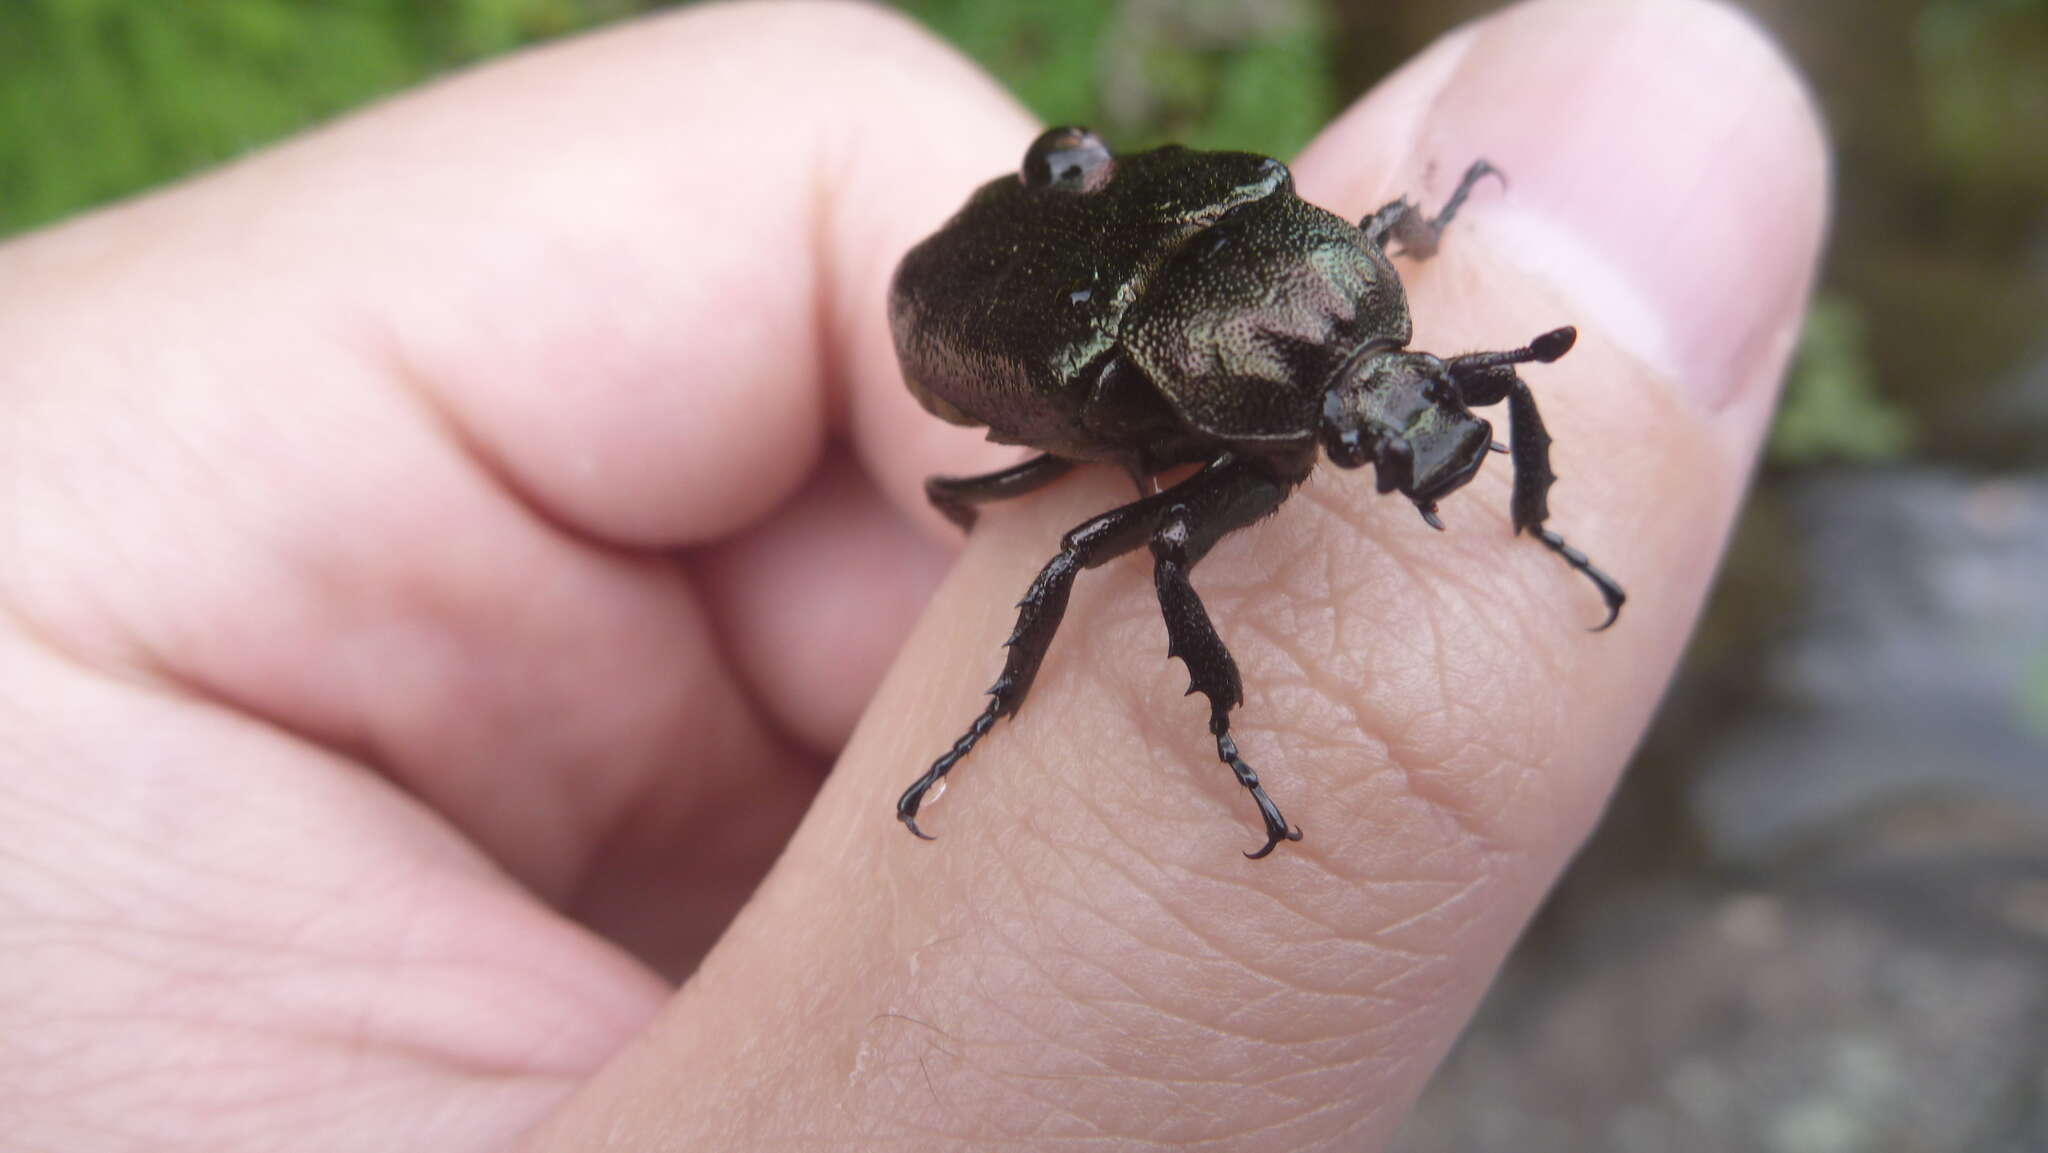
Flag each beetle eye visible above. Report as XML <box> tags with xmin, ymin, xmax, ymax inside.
<box><xmin>1021</xmin><ymin>127</ymin><xmax>1112</xmax><ymax>192</ymax></box>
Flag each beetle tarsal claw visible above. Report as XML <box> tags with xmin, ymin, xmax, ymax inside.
<box><xmin>1530</xmin><ymin>526</ymin><xmax>1627</xmax><ymax>631</ymax></box>
<box><xmin>1244</xmin><ymin>824</ymin><xmax>1305</xmax><ymax>861</ymax></box>
<box><xmin>1588</xmin><ymin>582</ymin><xmax>1627</xmax><ymax>632</ymax></box>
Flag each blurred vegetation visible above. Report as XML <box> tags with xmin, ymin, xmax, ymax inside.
<box><xmin>1915</xmin><ymin>0</ymin><xmax>2048</xmax><ymax>191</ymax></box>
<box><xmin>1769</xmin><ymin>294</ymin><xmax>1914</xmax><ymax>464</ymax></box>
<box><xmin>893</xmin><ymin>0</ymin><xmax>1335</xmax><ymax>160</ymax></box>
<box><xmin>2025</xmin><ymin>652</ymin><xmax>2048</xmax><ymax>742</ymax></box>
<box><xmin>0</xmin><ymin>0</ymin><xmax>1330</xmax><ymax>236</ymax></box>
<box><xmin>0</xmin><ymin>0</ymin><xmax>648</xmax><ymax>235</ymax></box>
<box><xmin>4</xmin><ymin>0</ymin><xmax>2045</xmax><ymax>467</ymax></box>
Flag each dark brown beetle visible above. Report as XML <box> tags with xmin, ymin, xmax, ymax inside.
<box><xmin>891</xmin><ymin>127</ymin><xmax>1623</xmax><ymax>858</ymax></box>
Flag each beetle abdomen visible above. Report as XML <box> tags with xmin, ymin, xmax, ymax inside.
<box><xmin>889</xmin><ymin>183</ymin><xmax>1162</xmax><ymax>450</ymax></box>
<box><xmin>889</xmin><ymin>146</ymin><xmax>1294</xmax><ymax>458</ymax></box>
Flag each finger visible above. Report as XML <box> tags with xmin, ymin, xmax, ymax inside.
<box><xmin>530</xmin><ymin>0</ymin><xmax>1827</xmax><ymax>1148</ymax></box>
<box><xmin>0</xmin><ymin>2</ymin><xmax>1029</xmax><ymax>913</ymax></box>
<box><xmin>0</xmin><ymin>628</ymin><xmax>671</xmax><ymax>1152</ymax></box>
<box><xmin>4</xmin><ymin>2</ymin><xmax>1030</xmax><ymax>546</ymax></box>
<box><xmin>693</xmin><ymin>448</ymin><xmax>955</xmax><ymax>758</ymax></box>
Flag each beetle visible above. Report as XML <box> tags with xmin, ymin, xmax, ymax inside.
<box><xmin>889</xmin><ymin>126</ymin><xmax>1624</xmax><ymax>859</ymax></box>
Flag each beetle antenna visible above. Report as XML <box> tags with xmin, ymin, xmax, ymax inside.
<box><xmin>1449</xmin><ymin>326</ymin><xmax>1576</xmax><ymax>375</ymax></box>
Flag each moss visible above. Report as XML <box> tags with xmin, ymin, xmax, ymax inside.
<box><xmin>895</xmin><ymin>0</ymin><xmax>1334</xmax><ymax>155</ymax></box>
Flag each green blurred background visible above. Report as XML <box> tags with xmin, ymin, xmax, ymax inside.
<box><xmin>7</xmin><ymin>0</ymin><xmax>2041</xmax><ymax>467</ymax></box>
<box><xmin>5</xmin><ymin>1</ymin><xmax>2044</xmax><ymax>1149</ymax></box>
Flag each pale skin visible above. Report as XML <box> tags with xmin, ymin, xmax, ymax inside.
<box><xmin>0</xmin><ymin>1</ymin><xmax>1826</xmax><ymax>1150</ymax></box>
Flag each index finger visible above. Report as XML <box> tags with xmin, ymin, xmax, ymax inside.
<box><xmin>2</xmin><ymin>1</ymin><xmax>1034</xmax><ymax>547</ymax></box>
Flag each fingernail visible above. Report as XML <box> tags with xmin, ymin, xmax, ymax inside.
<box><xmin>1412</xmin><ymin>0</ymin><xmax>1830</xmax><ymax>411</ymax></box>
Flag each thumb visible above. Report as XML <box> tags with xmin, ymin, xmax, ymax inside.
<box><xmin>536</xmin><ymin>0</ymin><xmax>1827</xmax><ymax>1148</ymax></box>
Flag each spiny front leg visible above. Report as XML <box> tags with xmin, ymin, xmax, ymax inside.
<box><xmin>1447</xmin><ymin>328</ymin><xmax>1627</xmax><ymax>629</ymax></box>
<box><xmin>1154</xmin><ymin>543</ymin><xmax>1299</xmax><ymax>859</ymax></box>
<box><xmin>1502</xmin><ymin>374</ymin><xmax>1626</xmax><ymax>630</ymax></box>
<box><xmin>896</xmin><ymin>465</ymin><xmax>1210</xmax><ymax>840</ymax></box>
<box><xmin>896</xmin><ymin>551</ymin><xmax>1079</xmax><ymax>838</ymax></box>
<box><xmin>1146</xmin><ymin>462</ymin><xmax>1300</xmax><ymax>858</ymax></box>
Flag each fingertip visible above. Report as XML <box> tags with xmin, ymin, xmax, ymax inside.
<box><xmin>1303</xmin><ymin>0</ymin><xmax>1830</xmax><ymax>422</ymax></box>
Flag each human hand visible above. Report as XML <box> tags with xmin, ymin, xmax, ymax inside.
<box><xmin>0</xmin><ymin>1</ymin><xmax>1824</xmax><ymax>1149</ymax></box>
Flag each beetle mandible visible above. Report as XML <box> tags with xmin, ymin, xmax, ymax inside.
<box><xmin>890</xmin><ymin>127</ymin><xmax>1624</xmax><ymax>859</ymax></box>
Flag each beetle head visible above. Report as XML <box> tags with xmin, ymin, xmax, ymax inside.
<box><xmin>1321</xmin><ymin>350</ymin><xmax>1492</xmax><ymax>508</ymax></box>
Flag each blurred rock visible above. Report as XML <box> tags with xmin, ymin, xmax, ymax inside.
<box><xmin>1691</xmin><ymin>470</ymin><xmax>2048</xmax><ymax>864</ymax></box>
<box><xmin>1395</xmin><ymin>866</ymin><xmax>2048</xmax><ymax>1153</ymax></box>
<box><xmin>1398</xmin><ymin>468</ymin><xmax>2048</xmax><ymax>1153</ymax></box>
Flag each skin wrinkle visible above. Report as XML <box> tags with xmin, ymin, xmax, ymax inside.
<box><xmin>1033</xmin><ymin>862</ymin><xmax>1214</xmax><ymax>988</ymax></box>
<box><xmin>1066</xmin><ymin>1052</ymin><xmax>1300</xmax><ymax>1149</ymax></box>
<box><xmin>1122</xmin><ymin>753</ymin><xmax>1490</xmax><ymax>970</ymax></box>
<box><xmin>20</xmin><ymin>908</ymin><xmax>606</xmax><ymax>1081</ymax></box>
<box><xmin>1002</xmin><ymin>867</ymin><xmax>1267</xmax><ymax>1038</ymax></box>
<box><xmin>808</xmin><ymin>107</ymin><xmax>856</xmax><ymax>438</ymax></box>
<box><xmin>372</xmin><ymin>11</ymin><xmax>835</xmax><ymax>540</ymax></box>
<box><xmin>883</xmin><ymin>818</ymin><xmax>1441</xmax><ymax>1144</ymax></box>
<box><xmin>1122</xmin><ymin>1056</ymin><xmax>1376</xmax><ymax>1146</ymax></box>
<box><xmin>1299</xmin><ymin>669</ymin><xmax>1501</xmax><ymax>861</ymax></box>
<box><xmin>0</xmin><ymin>442</ymin><xmax>179</xmax><ymax>702</ymax></box>
<box><xmin>1278</xmin><ymin>411</ymin><xmax>1632</xmax><ymax>860</ymax></box>
<box><xmin>0</xmin><ymin>800</ymin><xmax>147</xmax><ymax>920</ymax></box>
<box><xmin>902</xmin><ymin>1030</ymin><xmax>1113</xmax><ymax>1145</ymax></box>
<box><xmin>901</xmin><ymin>839</ymin><xmax>1458</xmax><ymax>1138</ymax></box>
<box><xmin>1003</xmin><ymin>912</ymin><xmax>1170</xmax><ymax>1039</ymax></box>
<box><xmin>317</xmin><ymin>357</ymin><xmax>664</xmax><ymax>892</ymax></box>
<box><xmin>970</xmin><ymin>1026</ymin><xmax>1177</xmax><ymax>1119</ymax></box>
<box><xmin>16</xmin><ymin>802</ymin><xmax>330</xmax><ymax>948</ymax></box>
<box><xmin>18</xmin><ymin>236</ymin><xmax>760</xmax><ymax>897</ymax></box>
<box><xmin>1026</xmin><ymin>517</ymin><xmax>1533</xmax><ymax>872</ymax></box>
<box><xmin>366</xmin><ymin>315</ymin><xmax>604</xmax><ymax>582</ymax></box>
<box><xmin>6</xmin><ymin>678</ymin><xmax>653</xmax><ymax>1140</ymax></box>
<box><xmin>24</xmin><ymin>1011</ymin><xmax>539</xmax><ymax>1127</ymax></box>
<box><xmin>1357</xmin><ymin>873</ymin><xmax>1491</xmax><ymax>947</ymax></box>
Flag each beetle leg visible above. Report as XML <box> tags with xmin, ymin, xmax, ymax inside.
<box><xmin>1148</xmin><ymin>460</ymin><xmax>1304</xmax><ymax>859</ymax></box>
<box><xmin>1500</xmin><ymin>374</ymin><xmax>1624</xmax><ymax>628</ymax></box>
<box><xmin>1361</xmin><ymin>159</ymin><xmax>1503</xmax><ymax>260</ymax></box>
<box><xmin>898</xmin><ymin>465</ymin><xmax>1215</xmax><ymax>839</ymax></box>
<box><xmin>924</xmin><ymin>453</ymin><xmax>1076</xmax><ymax>531</ymax></box>
<box><xmin>1533</xmin><ymin>525</ymin><xmax>1627</xmax><ymax>632</ymax></box>
<box><xmin>1447</xmin><ymin>342</ymin><xmax>1627</xmax><ymax>630</ymax></box>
